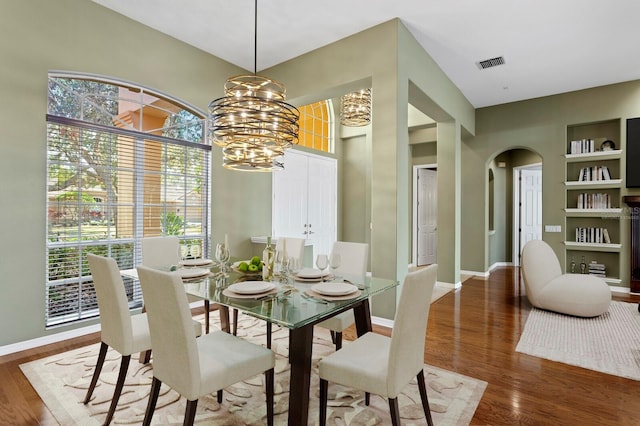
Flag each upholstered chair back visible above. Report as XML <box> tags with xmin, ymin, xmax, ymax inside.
<box><xmin>87</xmin><ymin>254</ymin><xmax>141</xmax><ymax>355</ymax></box>
<box><xmin>331</xmin><ymin>241</ymin><xmax>369</xmax><ymax>276</ymax></box>
<box><xmin>275</xmin><ymin>237</ymin><xmax>305</xmax><ymax>263</ymax></box>
<box><xmin>137</xmin><ymin>265</ymin><xmax>201</xmax><ymax>400</ymax></box>
<box><xmin>142</xmin><ymin>236</ymin><xmax>181</xmax><ymax>268</ymax></box>
<box><xmin>521</xmin><ymin>240</ymin><xmax>562</xmax><ymax>307</ymax></box>
<box><xmin>387</xmin><ymin>264</ymin><xmax>437</xmax><ymax>398</ymax></box>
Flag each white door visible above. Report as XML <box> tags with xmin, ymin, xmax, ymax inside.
<box><xmin>519</xmin><ymin>167</ymin><xmax>543</xmax><ymax>255</ymax></box>
<box><xmin>272</xmin><ymin>150</ymin><xmax>337</xmax><ymax>260</ymax></box>
<box><xmin>306</xmin><ymin>155</ymin><xmax>337</xmax><ymax>258</ymax></box>
<box><xmin>272</xmin><ymin>150</ymin><xmax>308</xmax><ymax>240</ymax></box>
<box><xmin>417</xmin><ymin>168</ymin><xmax>437</xmax><ymax>266</ymax></box>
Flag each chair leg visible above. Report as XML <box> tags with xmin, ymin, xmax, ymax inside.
<box><xmin>217</xmin><ymin>389</ymin><xmax>223</xmax><ymax>403</ymax></box>
<box><xmin>266</xmin><ymin>322</ymin><xmax>272</xmax><ymax>349</ymax></box>
<box><xmin>388</xmin><ymin>397</ymin><xmax>401</xmax><ymax>426</ymax></box>
<box><xmin>143</xmin><ymin>377</ymin><xmax>162</xmax><ymax>426</ymax></box>
<box><xmin>184</xmin><ymin>399</ymin><xmax>198</xmax><ymax>426</ymax></box>
<box><xmin>84</xmin><ymin>341</ymin><xmax>108</xmax><ymax>404</ymax></box>
<box><xmin>139</xmin><ymin>349</ymin><xmax>152</xmax><ymax>364</ymax></box>
<box><xmin>416</xmin><ymin>370</ymin><xmax>434</xmax><ymax>426</ymax></box>
<box><xmin>103</xmin><ymin>354</ymin><xmax>131</xmax><ymax>425</ymax></box>
<box><xmin>265</xmin><ymin>368</ymin><xmax>274</xmax><ymax>426</ymax></box>
<box><xmin>335</xmin><ymin>331</ymin><xmax>343</xmax><ymax>350</ymax></box>
<box><xmin>204</xmin><ymin>300</ymin><xmax>210</xmax><ymax>334</ymax></box>
<box><xmin>319</xmin><ymin>379</ymin><xmax>328</xmax><ymax>426</ymax></box>
<box><xmin>365</xmin><ymin>392</ymin><xmax>370</xmax><ymax>406</ymax></box>
<box><xmin>232</xmin><ymin>308</ymin><xmax>239</xmax><ymax>335</ymax></box>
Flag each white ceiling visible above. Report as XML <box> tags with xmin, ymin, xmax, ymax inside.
<box><xmin>92</xmin><ymin>0</ymin><xmax>640</xmax><ymax>108</ymax></box>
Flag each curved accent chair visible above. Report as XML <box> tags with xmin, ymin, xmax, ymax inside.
<box><xmin>318</xmin><ymin>264</ymin><xmax>437</xmax><ymax>426</ymax></box>
<box><xmin>521</xmin><ymin>239</ymin><xmax>611</xmax><ymax>317</ymax></box>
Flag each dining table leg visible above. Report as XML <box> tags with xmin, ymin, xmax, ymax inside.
<box><xmin>288</xmin><ymin>324</ymin><xmax>314</xmax><ymax>425</ymax></box>
<box><xmin>353</xmin><ymin>299</ymin><xmax>372</xmax><ymax>337</ymax></box>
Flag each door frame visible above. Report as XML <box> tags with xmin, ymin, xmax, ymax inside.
<box><xmin>512</xmin><ymin>163</ymin><xmax>542</xmax><ymax>266</ymax></box>
<box><xmin>412</xmin><ymin>163</ymin><xmax>437</xmax><ymax>266</ymax></box>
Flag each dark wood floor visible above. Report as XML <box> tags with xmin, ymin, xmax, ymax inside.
<box><xmin>2</xmin><ymin>266</ymin><xmax>639</xmax><ymax>425</ymax></box>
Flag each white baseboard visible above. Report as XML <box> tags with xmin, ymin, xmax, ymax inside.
<box><xmin>490</xmin><ymin>261</ymin><xmax>513</xmax><ymax>271</ymax></box>
<box><xmin>0</xmin><ymin>301</ymin><xmax>202</xmax><ymax>357</ymax></box>
<box><xmin>371</xmin><ymin>315</ymin><xmax>394</xmax><ymax>329</ymax></box>
<box><xmin>0</xmin><ymin>323</ymin><xmax>101</xmax><ymax>357</ymax></box>
<box><xmin>461</xmin><ymin>269</ymin><xmax>488</xmax><ymax>278</ymax></box>
<box><xmin>610</xmin><ymin>286</ymin><xmax>631</xmax><ymax>295</ymax></box>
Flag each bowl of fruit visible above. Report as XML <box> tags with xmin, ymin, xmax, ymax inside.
<box><xmin>232</xmin><ymin>256</ymin><xmax>263</xmax><ymax>276</ymax></box>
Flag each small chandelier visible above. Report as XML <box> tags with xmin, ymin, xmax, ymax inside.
<box><xmin>208</xmin><ymin>0</ymin><xmax>299</xmax><ymax>171</ymax></box>
<box><xmin>340</xmin><ymin>88</ymin><xmax>372</xmax><ymax>127</ymax></box>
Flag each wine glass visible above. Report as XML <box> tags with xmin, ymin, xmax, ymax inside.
<box><xmin>329</xmin><ymin>252</ymin><xmax>341</xmax><ymax>279</ymax></box>
<box><xmin>316</xmin><ymin>254</ymin><xmax>329</xmax><ymax>281</ymax></box>
<box><xmin>215</xmin><ymin>243</ymin><xmax>230</xmax><ymax>277</ymax></box>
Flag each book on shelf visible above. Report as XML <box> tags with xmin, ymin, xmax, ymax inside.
<box><xmin>574</xmin><ymin>227</ymin><xmax>611</xmax><ymax>244</ymax></box>
<box><xmin>569</xmin><ymin>138</ymin><xmax>595</xmax><ymax>154</ymax></box>
<box><xmin>578</xmin><ymin>166</ymin><xmax>611</xmax><ymax>181</ymax></box>
<box><xmin>588</xmin><ymin>261</ymin><xmax>606</xmax><ymax>278</ymax></box>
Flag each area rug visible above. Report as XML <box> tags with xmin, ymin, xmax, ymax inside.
<box><xmin>515</xmin><ymin>300</ymin><xmax>640</xmax><ymax>380</ymax></box>
<box><xmin>21</xmin><ymin>313</ymin><xmax>486</xmax><ymax>425</ymax></box>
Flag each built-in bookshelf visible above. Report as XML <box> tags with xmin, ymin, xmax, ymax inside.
<box><xmin>564</xmin><ymin>119</ymin><xmax>622</xmax><ymax>284</ymax></box>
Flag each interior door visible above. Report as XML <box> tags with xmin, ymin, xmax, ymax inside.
<box><xmin>519</xmin><ymin>167</ymin><xmax>543</xmax><ymax>256</ymax></box>
<box><xmin>272</xmin><ymin>150</ymin><xmax>308</xmax><ymax>240</ymax></box>
<box><xmin>417</xmin><ymin>168</ymin><xmax>437</xmax><ymax>266</ymax></box>
<box><xmin>306</xmin><ymin>155</ymin><xmax>337</xmax><ymax>258</ymax></box>
<box><xmin>272</xmin><ymin>150</ymin><xmax>337</xmax><ymax>260</ymax></box>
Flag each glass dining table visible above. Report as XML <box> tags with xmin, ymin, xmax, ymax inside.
<box><xmin>181</xmin><ymin>266</ymin><xmax>398</xmax><ymax>425</ymax></box>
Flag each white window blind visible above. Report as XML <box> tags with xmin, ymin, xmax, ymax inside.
<box><xmin>46</xmin><ymin>76</ymin><xmax>210</xmax><ymax>327</ymax></box>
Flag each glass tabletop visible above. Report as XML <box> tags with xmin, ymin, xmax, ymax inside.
<box><xmin>181</xmin><ymin>268</ymin><xmax>398</xmax><ymax>329</ymax></box>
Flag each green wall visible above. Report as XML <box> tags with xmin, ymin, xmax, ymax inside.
<box><xmin>0</xmin><ymin>0</ymin><xmax>264</xmax><ymax>346</ymax></box>
<box><xmin>463</xmin><ymin>80</ymin><xmax>640</xmax><ymax>284</ymax></box>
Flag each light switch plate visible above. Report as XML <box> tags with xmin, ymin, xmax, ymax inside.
<box><xmin>544</xmin><ymin>225</ymin><xmax>562</xmax><ymax>233</ymax></box>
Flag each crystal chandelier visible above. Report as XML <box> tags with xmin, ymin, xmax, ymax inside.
<box><xmin>340</xmin><ymin>88</ymin><xmax>372</xmax><ymax>127</ymax></box>
<box><xmin>208</xmin><ymin>0</ymin><xmax>299</xmax><ymax>171</ymax></box>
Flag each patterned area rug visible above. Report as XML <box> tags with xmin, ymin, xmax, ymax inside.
<box><xmin>21</xmin><ymin>314</ymin><xmax>486</xmax><ymax>425</ymax></box>
<box><xmin>516</xmin><ymin>300</ymin><xmax>640</xmax><ymax>380</ymax></box>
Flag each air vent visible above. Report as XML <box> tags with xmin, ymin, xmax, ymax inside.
<box><xmin>477</xmin><ymin>56</ymin><xmax>505</xmax><ymax>70</ymax></box>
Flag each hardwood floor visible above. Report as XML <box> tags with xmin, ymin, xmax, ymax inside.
<box><xmin>1</xmin><ymin>266</ymin><xmax>639</xmax><ymax>425</ymax></box>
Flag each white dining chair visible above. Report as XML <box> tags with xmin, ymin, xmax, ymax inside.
<box><xmin>85</xmin><ymin>253</ymin><xmax>203</xmax><ymax>425</ymax></box>
<box><xmin>84</xmin><ymin>253</ymin><xmax>153</xmax><ymax>426</ymax></box>
<box><xmin>318</xmin><ymin>264</ymin><xmax>437</xmax><ymax>426</ymax></box>
<box><xmin>233</xmin><ymin>236</ymin><xmax>306</xmax><ymax>347</ymax></box>
<box><xmin>137</xmin><ymin>265</ymin><xmax>275</xmax><ymax>426</ymax></box>
<box><xmin>316</xmin><ymin>241</ymin><xmax>369</xmax><ymax>350</ymax></box>
<box><xmin>142</xmin><ymin>236</ymin><xmax>219</xmax><ymax>334</ymax></box>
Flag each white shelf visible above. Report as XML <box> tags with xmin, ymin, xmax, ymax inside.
<box><xmin>564</xmin><ymin>208</ymin><xmax>622</xmax><ymax>217</ymax></box>
<box><xmin>563</xmin><ymin>242</ymin><xmax>621</xmax><ymax>252</ymax></box>
<box><xmin>564</xmin><ymin>179</ymin><xmax>622</xmax><ymax>189</ymax></box>
<box><xmin>565</xmin><ymin>150</ymin><xmax>622</xmax><ymax>162</ymax></box>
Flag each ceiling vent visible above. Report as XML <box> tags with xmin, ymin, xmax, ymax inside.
<box><xmin>477</xmin><ymin>56</ymin><xmax>505</xmax><ymax>70</ymax></box>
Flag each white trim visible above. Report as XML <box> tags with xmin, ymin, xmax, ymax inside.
<box><xmin>610</xmin><ymin>286</ymin><xmax>631</xmax><ymax>295</ymax></box>
<box><xmin>0</xmin><ymin>301</ymin><xmax>201</xmax><ymax>357</ymax></box>
<box><xmin>371</xmin><ymin>315</ymin><xmax>394</xmax><ymax>329</ymax></box>
<box><xmin>489</xmin><ymin>261</ymin><xmax>513</xmax><ymax>271</ymax></box>
<box><xmin>0</xmin><ymin>324</ymin><xmax>101</xmax><ymax>356</ymax></box>
<box><xmin>461</xmin><ymin>269</ymin><xmax>489</xmax><ymax>278</ymax></box>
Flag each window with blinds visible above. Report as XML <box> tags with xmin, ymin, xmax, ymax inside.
<box><xmin>46</xmin><ymin>75</ymin><xmax>210</xmax><ymax>327</ymax></box>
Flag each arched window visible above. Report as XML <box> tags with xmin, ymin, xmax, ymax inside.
<box><xmin>297</xmin><ymin>100</ymin><xmax>334</xmax><ymax>153</ymax></box>
<box><xmin>46</xmin><ymin>74</ymin><xmax>210</xmax><ymax>327</ymax></box>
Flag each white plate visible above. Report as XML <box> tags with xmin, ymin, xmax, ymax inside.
<box><xmin>179</xmin><ymin>258</ymin><xmax>213</xmax><ymax>267</ymax></box>
<box><xmin>174</xmin><ymin>268</ymin><xmax>210</xmax><ymax>279</ymax></box>
<box><xmin>227</xmin><ymin>281</ymin><xmax>275</xmax><ymax>295</ymax></box>
<box><xmin>296</xmin><ymin>268</ymin><xmax>331</xmax><ymax>279</ymax></box>
<box><xmin>311</xmin><ymin>282</ymin><xmax>358</xmax><ymax>296</ymax></box>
